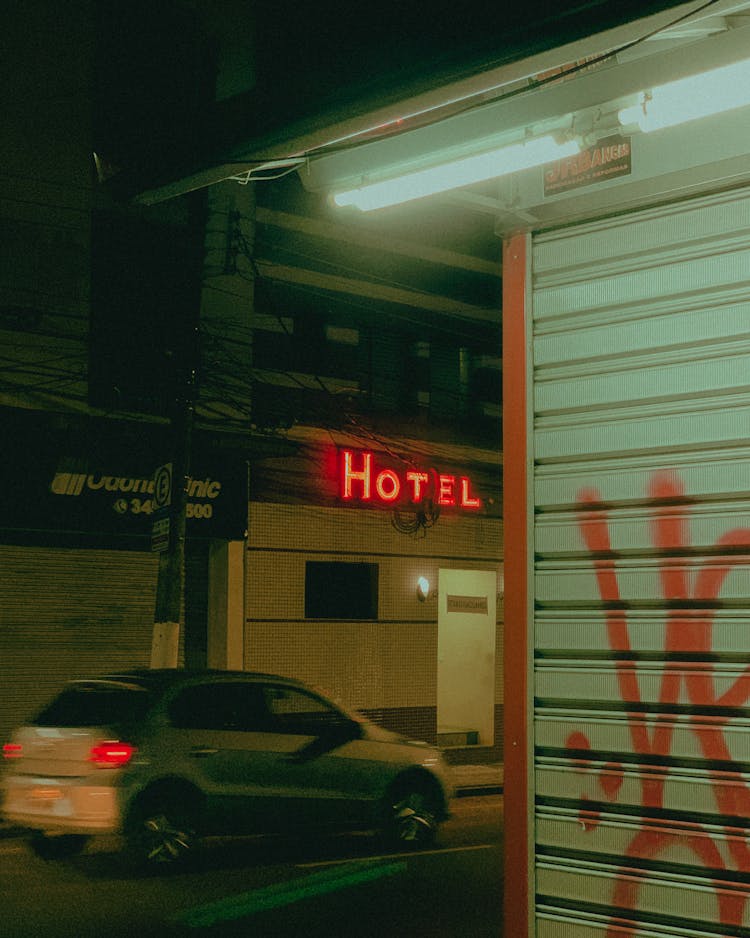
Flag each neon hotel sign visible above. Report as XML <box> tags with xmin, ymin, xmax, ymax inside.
<box><xmin>339</xmin><ymin>449</ymin><xmax>482</xmax><ymax>510</ymax></box>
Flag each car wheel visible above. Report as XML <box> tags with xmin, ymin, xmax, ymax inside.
<box><xmin>382</xmin><ymin>777</ymin><xmax>440</xmax><ymax>848</ymax></box>
<box><xmin>29</xmin><ymin>831</ymin><xmax>89</xmax><ymax>860</ymax></box>
<box><xmin>124</xmin><ymin>801</ymin><xmax>198</xmax><ymax>869</ymax></box>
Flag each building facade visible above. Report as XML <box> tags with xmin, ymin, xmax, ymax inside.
<box><xmin>163</xmin><ymin>1</ymin><xmax>750</xmax><ymax>935</ymax></box>
<box><xmin>0</xmin><ymin>3</ymin><xmax>503</xmax><ymax>765</ymax></box>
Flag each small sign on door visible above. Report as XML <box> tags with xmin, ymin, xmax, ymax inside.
<box><xmin>446</xmin><ymin>595</ymin><xmax>488</xmax><ymax>614</ymax></box>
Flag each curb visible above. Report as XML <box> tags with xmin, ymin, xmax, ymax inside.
<box><xmin>455</xmin><ymin>783</ymin><xmax>504</xmax><ymax>797</ymax></box>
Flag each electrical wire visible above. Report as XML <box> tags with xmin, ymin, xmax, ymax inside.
<box><xmin>235</xmin><ymin>260</ymin><xmax>495</xmax><ymax>402</ymax></box>
<box><xmin>202</xmin><ymin>266</ymin><xmax>432</xmax><ymax>463</ymax></box>
<box><xmin>0</xmin><ymin>170</ymin><xmax>96</xmax><ymax>193</ymax></box>
<box><xmin>0</xmin><ymin>372</ymin><xmax>86</xmax><ymax>393</ymax></box>
<box><xmin>203</xmin><ymin>275</ymin><xmax>480</xmax><ymax>343</ymax></box>
<box><xmin>0</xmin><ymin>290</ymin><xmax>90</xmax><ymax>317</ymax></box>
<box><xmin>223</xmin><ymin>262</ymin><xmax>497</xmax><ymax>344</ymax></box>
<box><xmin>0</xmin><ymin>193</ymin><xmax>91</xmax><ymax>215</ymax></box>
<box><xmin>253</xmin><ymin>229</ymin><xmax>498</xmax><ymax>303</ymax></box>
<box><xmin>209</xmin><ymin>207</ymin><xmax>500</xmax><ymax>337</ymax></box>
<box><xmin>229</xmin><ymin>164</ymin><xmax>301</xmax><ymax>183</ymax></box>
<box><xmin>0</xmin><ymin>284</ymin><xmax>493</xmax><ymax>435</ymax></box>
<box><xmin>200</xmin><ymin>283</ymin><xmax>499</xmax><ymax>413</ymax></box>
<box><xmin>245</xmin><ymin>256</ymin><xmax>478</xmax><ymax>469</ymax></box>
<box><xmin>0</xmin><ymin>210</ymin><xmax>91</xmax><ymax>234</ymax></box>
<box><xmin>0</xmin><ymin>355</ymin><xmax>85</xmax><ymax>377</ymax></box>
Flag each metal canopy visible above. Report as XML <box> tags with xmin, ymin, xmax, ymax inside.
<box><xmin>295</xmin><ymin>0</ymin><xmax>750</xmax><ymax>228</ymax></box>
<box><xmin>134</xmin><ymin>0</ymin><xmax>704</xmax><ymax>205</ymax></box>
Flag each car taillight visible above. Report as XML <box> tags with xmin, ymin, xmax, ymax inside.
<box><xmin>2</xmin><ymin>743</ymin><xmax>22</xmax><ymax>759</ymax></box>
<box><xmin>88</xmin><ymin>742</ymin><xmax>136</xmax><ymax>768</ymax></box>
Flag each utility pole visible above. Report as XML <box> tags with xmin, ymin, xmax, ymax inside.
<box><xmin>150</xmin><ymin>377</ymin><xmax>195</xmax><ymax>668</ymax></box>
<box><xmin>150</xmin><ymin>191</ymin><xmax>205</xmax><ymax>669</ymax></box>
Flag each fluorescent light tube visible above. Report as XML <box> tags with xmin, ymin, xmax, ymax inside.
<box><xmin>618</xmin><ymin>56</ymin><xmax>750</xmax><ymax>132</ymax></box>
<box><xmin>333</xmin><ymin>134</ymin><xmax>580</xmax><ymax>211</ymax></box>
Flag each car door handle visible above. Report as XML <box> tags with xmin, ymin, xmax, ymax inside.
<box><xmin>190</xmin><ymin>747</ymin><xmax>219</xmax><ymax>757</ymax></box>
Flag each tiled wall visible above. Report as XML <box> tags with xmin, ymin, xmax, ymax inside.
<box><xmin>245</xmin><ymin>501</ymin><xmax>503</xmax><ymax>757</ymax></box>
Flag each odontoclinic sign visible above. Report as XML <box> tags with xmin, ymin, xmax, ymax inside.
<box><xmin>47</xmin><ymin>464</ymin><xmax>244</xmax><ymax>540</ymax></box>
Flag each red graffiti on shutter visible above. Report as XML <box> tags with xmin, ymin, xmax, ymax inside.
<box><xmin>572</xmin><ymin>470</ymin><xmax>750</xmax><ymax>934</ymax></box>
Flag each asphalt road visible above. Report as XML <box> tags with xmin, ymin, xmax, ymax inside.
<box><xmin>1</xmin><ymin>795</ymin><xmax>503</xmax><ymax>938</ymax></box>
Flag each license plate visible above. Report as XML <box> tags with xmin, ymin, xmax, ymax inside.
<box><xmin>28</xmin><ymin>786</ymin><xmax>62</xmax><ymax>805</ymax></box>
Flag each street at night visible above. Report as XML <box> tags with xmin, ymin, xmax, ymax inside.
<box><xmin>8</xmin><ymin>2</ymin><xmax>750</xmax><ymax>936</ymax></box>
<box><xmin>0</xmin><ymin>795</ymin><xmax>502</xmax><ymax>938</ymax></box>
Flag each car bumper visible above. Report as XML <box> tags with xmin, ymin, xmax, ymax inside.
<box><xmin>2</xmin><ymin>776</ymin><xmax>120</xmax><ymax>834</ymax></box>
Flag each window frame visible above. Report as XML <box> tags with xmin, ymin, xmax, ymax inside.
<box><xmin>304</xmin><ymin>560</ymin><xmax>379</xmax><ymax>620</ymax></box>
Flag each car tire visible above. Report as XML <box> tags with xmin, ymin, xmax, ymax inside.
<box><xmin>123</xmin><ymin>799</ymin><xmax>198</xmax><ymax>869</ymax></box>
<box><xmin>381</xmin><ymin>775</ymin><xmax>441</xmax><ymax>849</ymax></box>
<box><xmin>29</xmin><ymin>831</ymin><xmax>89</xmax><ymax>861</ymax></box>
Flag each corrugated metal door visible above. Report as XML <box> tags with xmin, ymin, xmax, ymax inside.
<box><xmin>0</xmin><ymin>545</ymin><xmax>158</xmax><ymax>744</ymax></box>
<box><xmin>531</xmin><ymin>186</ymin><xmax>750</xmax><ymax>937</ymax></box>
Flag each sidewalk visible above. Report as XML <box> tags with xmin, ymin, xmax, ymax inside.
<box><xmin>450</xmin><ymin>762</ymin><xmax>504</xmax><ymax>797</ymax></box>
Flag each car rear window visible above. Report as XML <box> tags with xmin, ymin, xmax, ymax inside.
<box><xmin>32</xmin><ymin>681</ymin><xmax>153</xmax><ymax>728</ymax></box>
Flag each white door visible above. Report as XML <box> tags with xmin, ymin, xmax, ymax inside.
<box><xmin>437</xmin><ymin>569</ymin><xmax>496</xmax><ymax>746</ymax></box>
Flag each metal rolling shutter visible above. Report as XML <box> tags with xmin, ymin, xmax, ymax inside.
<box><xmin>531</xmin><ymin>187</ymin><xmax>750</xmax><ymax>937</ymax></box>
<box><xmin>0</xmin><ymin>546</ymin><xmax>158</xmax><ymax>744</ymax></box>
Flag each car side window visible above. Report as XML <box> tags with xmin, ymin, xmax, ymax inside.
<box><xmin>169</xmin><ymin>682</ymin><xmax>268</xmax><ymax>731</ymax></box>
<box><xmin>263</xmin><ymin>685</ymin><xmax>346</xmax><ymax>736</ymax></box>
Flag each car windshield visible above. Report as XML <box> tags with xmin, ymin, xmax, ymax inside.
<box><xmin>32</xmin><ymin>681</ymin><xmax>153</xmax><ymax>728</ymax></box>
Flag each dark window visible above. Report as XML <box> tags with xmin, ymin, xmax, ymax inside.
<box><xmin>304</xmin><ymin>561</ymin><xmax>378</xmax><ymax>620</ymax></box>
<box><xmin>33</xmin><ymin>682</ymin><xmax>153</xmax><ymax>728</ymax></box>
<box><xmin>368</xmin><ymin>332</ymin><xmax>407</xmax><ymax>412</ymax></box>
<box><xmin>169</xmin><ymin>682</ymin><xmax>268</xmax><ymax>731</ymax></box>
<box><xmin>263</xmin><ymin>685</ymin><xmax>345</xmax><ymax>735</ymax></box>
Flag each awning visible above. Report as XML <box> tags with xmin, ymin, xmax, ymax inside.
<box><xmin>294</xmin><ymin>0</ymin><xmax>750</xmax><ymax>228</ymax></box>
<box><xmin>133</xmin><ymin>0</ymin><xmax>697</xmax><ymax>205</ymax></box>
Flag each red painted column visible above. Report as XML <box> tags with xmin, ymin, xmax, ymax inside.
<box><xmin>502</xmin><ymin>232</ymin><xmax>532</xmax><ymax>937</ymax></box>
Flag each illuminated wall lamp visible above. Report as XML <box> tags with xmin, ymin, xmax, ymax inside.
<box><xmin>618</xmin><ymin>56</ymin><xmax>750</xmax><ymax>132</ymax></box>
<box><xmin>416</xmin><ymin>576</ymin><xmax>435</xmax><ymax>602</ymax></box>
<box><xmin>333</xmin><ymin>134</ymin><xmax>580</xmax><ymax>211</ymax></box>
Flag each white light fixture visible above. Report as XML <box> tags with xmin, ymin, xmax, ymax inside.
<box><xmin>618</xmin><ymin>56</ymin><xmax>750</xmax><ymax>132</ymax></box>
<box><xmin>333</xmin><ymin>134</ymin><xmax>580</xmax><ymax>212</ymax></box>
<box><xmin>416</xmin><ymin>576</ymin><xmax>432</xmax><ymax>602</ymax></box>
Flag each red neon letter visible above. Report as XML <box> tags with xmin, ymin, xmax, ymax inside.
<box><xmin>437</xmin><ymin>474</ymin><xmax>455</xmax><ymax>506</ymax></box>
<box><xmin>406</xmin><ymin>471</ymin><xmax>429</xmax><ymax>502</ymax></box>
<box><xmin>342</xmin><ymin>450</ymin><xmax>372</xmax><ymax>500</ymax></box>
<box><xmin>460</xmin><ymin>477</ymin><xmax>481</xmax><ymax>509</ymax></box>
<box><xmin>376</xmin><ymin>469</ymin><xmax>401</xmax><ymax>502</ymax></box>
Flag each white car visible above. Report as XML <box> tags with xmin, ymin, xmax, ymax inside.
<box><xmin>2</xmin><ymin>669</ymin><xmax>454</xmax><ymax>865</ymax></box>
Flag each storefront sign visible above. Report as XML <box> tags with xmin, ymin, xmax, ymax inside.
<box><xmin>50</xmin><ymin>470</ymin><xmax>225</xmax><ymax>525</ymax></box>
<box><xmin>151</xmin><ymin>516</ymin><xmax>170</xmax><ymax>552</ymax></box>
<box><xmin>544</xmin><ymin>134</ymin><xmax>631</xmax><ymax>196</ymax></box>
<box><xmin>339</xmin><ymin>449</ymin><xmax>482</xmax><ymax>510</ymax></box>
<box><xmin>152</xmin><ymin>463</ymin><xmax>173</xmax><ymax>510</ymax></box>
<box><xmin>1</xmin><ymin>411</ymin><xmax>248</xmax><ymax>544</ymax></box>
